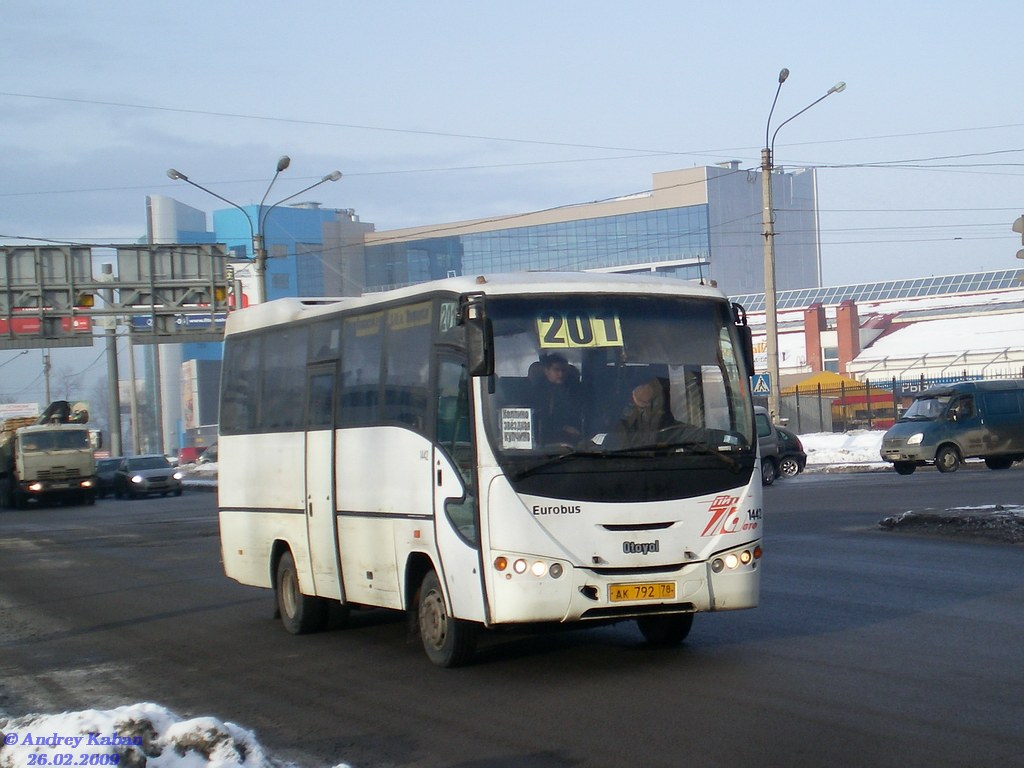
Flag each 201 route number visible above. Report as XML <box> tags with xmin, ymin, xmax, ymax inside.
<box><xmin>537</xmin><ymin>311</ymin><xmax>623</xmax><ymax>348</ymax></box>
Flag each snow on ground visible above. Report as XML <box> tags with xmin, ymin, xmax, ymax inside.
<box><xmin>795</xmin><ymin>431</ymin><xmax>1024</xmax><ymax>544</ymax></box>
<box><xmin>0</xmin><ymin>704</ymin><xmax>351</xmax><ymax>768</ymax></box>
<box><xmin>798</xmin><ymin>430</ymin><xmax>887</xmax><ymax>469</ymax></box>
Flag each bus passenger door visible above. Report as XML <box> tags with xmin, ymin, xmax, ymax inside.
<box><xmin>305</xmin><ymin>364</ymin><xmax>344</xmax><ymax>601</ymax></box>
<box><xmin>433</xmin><ymin>357</ymin><xmax>486</xmax><ymax>622</ymax></box>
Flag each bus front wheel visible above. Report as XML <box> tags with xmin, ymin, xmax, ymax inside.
<box><xmin>416</xmin><ymin>570</ymin><xmax>477</xmax><ymax>668</ymax></box>
<box><xmin>637</xmin><ymin>613</ymin><xmax>694</xmax><ymax>646</ymax></box>
<box><xmin>275</xmin><ymin>550</ymin><xmax>328</xmax><ymax>634</ymax></box>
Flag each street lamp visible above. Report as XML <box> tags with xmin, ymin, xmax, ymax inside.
<box><xmin>761</xmin><ymin>69</ymin><xmax>845</xmax><ymax>420</ymax></box>
<box><xmin>166</xmin><ymin>159</ymin><xmax>342</xmax><ymax>304</ymax></box>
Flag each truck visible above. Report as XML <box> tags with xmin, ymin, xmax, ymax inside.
<box><xmin>0</xmin><ymin>401</ymin><xmax>98</xmax><ymax>509</ymax></box>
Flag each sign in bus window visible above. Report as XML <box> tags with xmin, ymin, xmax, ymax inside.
<box><xmin>501</xmin><ymin>407</ymin><xmax>534</xmax><ymax>450</ymax></box>
<box><xmin>537</xmin><ymin>311</ymin><xmax>623</xmax><ymax>349</ymax></box>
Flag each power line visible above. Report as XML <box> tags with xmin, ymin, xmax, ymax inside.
<box><xmin>4</xmin><ymin>88</ymin><xmax>1024</xmax><ymax>163</ymax></box>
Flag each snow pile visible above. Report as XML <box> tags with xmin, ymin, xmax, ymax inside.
<box><xmin>879</xmin><ymin>504</ymin><xmax>1024</xmax><ymax>543</ymax></box>
<box><xmin>181</xmin><ymin>461</ymin><xmax>218</xmax><ymax>491</ymax></box>
<box><xmin>798</xmin><ymin>430</ymin><xmax>886</xmax><ymax>469</ymax></box>
<box><xmin>0</xmin><ymin>704</ymin><xmax>348</xmax><ymax>768</ymax></box>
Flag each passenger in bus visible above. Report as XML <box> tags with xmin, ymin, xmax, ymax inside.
<box><xmin>606</xmin><ymin>380</ymin><xmax>673</xmax><ymax>449</ymax></box>
<box><xmin>529</xmin><ymin>353</ymin><xmax>583</xmax><ymax>445</ymax></box>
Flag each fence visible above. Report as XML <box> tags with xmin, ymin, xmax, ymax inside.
<box><xmin>760</xmin><ymin>369</ymin><xmax>1024</xmax><ymax>434</ymax></box>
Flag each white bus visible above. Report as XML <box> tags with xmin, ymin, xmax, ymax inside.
<box><xmin>218</xmin><ymin>272</ymin><xmax>763</xmax><ymax>666</ymax></box>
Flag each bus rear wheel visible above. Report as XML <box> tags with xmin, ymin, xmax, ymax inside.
<box><xmin>416</xmin><ymin>570</ymin><xmax>477</xmax><ymax>668</ymax></box>
<box><xmin>637</xmin><ymin>613</ymin><xmax>694</xmax><ymax>646</ymax></box>
<box><xmin>275</xmin><ymin>550</ymin><xmax>328</xmax><ymax>634</ymax></box>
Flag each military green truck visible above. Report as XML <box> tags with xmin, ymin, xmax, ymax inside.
<box><xmin>0</xmin><ymin>401</ymin><xmax>98</xmax><ymax>509</ymax></box>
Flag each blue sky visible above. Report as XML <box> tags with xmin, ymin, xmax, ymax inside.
<box><xmin>2</xmin><ymin>0</ymin><xmax>1023</xmax><ymax>402</ymax></box>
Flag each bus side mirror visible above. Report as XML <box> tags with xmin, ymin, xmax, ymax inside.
<box><xmin>465</xmin><ymin>316</ymin><xmax>494</xmax><ymax>377</ymax></box>
<box><xmin>737</xmin><ymin>325</ymin><xmax>755</xmax><ymax>378</ymax></box>
<box><xmin>460</xmin><ymin>292</ymin><xmax>494</xmax><ymax>377</ymax></box>
<box><xmin>731</xmin><ymin>303</ymin><xmax>755</xmax><ymax>376</ymax></box>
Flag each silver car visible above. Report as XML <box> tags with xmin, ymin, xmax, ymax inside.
<box><xmin>114</xmin><ymin>455</ymin><xmax>184</xmax><ymax>498</ymax></box>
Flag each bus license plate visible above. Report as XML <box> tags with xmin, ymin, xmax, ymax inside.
<box><xmin>609</xmin><ymin>582</ymin><xmax>675</xmax><ymax>603</ymax></box>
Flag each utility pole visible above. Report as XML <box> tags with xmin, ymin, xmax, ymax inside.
<box><xmin>99</xmin><ymin>263</ymin><xmax>122</xmax><ymax>457</ymax></box>
<box><xmin>761</xmin><ymin>69</ymin><xmax>846</xmax><ymax>421</ymax></box>
<box><xmin>42</xmin><ymin>351</ymin><xmax>51</xmax><ymax>403</ymax></box>
<box><xmin>126</xmin><ymin>334</ymin><xmax>141</xmax><ymax>455</ymax></box>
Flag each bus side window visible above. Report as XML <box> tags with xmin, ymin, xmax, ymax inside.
<box><xmin>262</xmin><ymin>326</ymin><xmax>308</xmax><ymax>431</ymax></box>
<box><xmin>340</xmin><ymin>313</ymin><xmax>382</xmax><ymax>426</ymax></box>
<box><xmin>437</xmin><ymin>357</ymin><xmax>476</xmax><ymax>545</ymax></box>
<box><xmin>307</xmin><ymin>371</ymin><xmax>335</xmax><ymax>429</ymax></box>
<box><xmin>382</xmin><ymin>304</ymin><xmax>431</xmax><ymax>432</ymax></box>
<box><xmin>221</xmin><ymin>335</ymin><xmax>262</xmax><ymax>434</ymax></box>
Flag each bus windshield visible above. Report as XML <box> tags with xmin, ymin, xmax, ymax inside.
<box><xmin>481</xmin><ymin>294</ymin><xmax>753</xmax><ymax>475</ymax></box>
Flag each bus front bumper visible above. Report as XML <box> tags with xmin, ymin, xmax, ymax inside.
<box><xmin>486</xmin><ymin>540</ymin><xmax>761</xmax><ymax>625</ymax></box>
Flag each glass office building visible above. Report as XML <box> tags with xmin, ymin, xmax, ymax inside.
<box><xmin>365</xmin><ymin>206</ymin><xmax>712</xmax><ymax>290</ymax></box>
<box><xmin>362</xmin><ymin>164</ymin><xmax>821</xmax><ymax>296</ymax></box>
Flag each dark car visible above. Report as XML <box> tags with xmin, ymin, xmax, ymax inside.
<box><xmin>197</xmin><ymin>443</ymin><xmax>218</xmax><ymax>464</ymax></box>
<box><xmin>94</xmin><ymin>457</ymin><xmax>123</xmax><ymax>499</ymax></box>
<box><xmin>776</xmin><ymin>426</ymin><xmax>807</xmax><ymax>478</ymax></box>
<box><xmin>114</xmin><ymin>455</ymin><xmax>184</xmax><ymax>498</ymax></box>
<box><xmin>754</xmin><ymin>406</ymin><xmax>780</xmax><ymax>485</ymax></box>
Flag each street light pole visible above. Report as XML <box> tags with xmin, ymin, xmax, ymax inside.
<box><xmin>255</xmin><ymin>169</ymin><xmax>343</xmax><ymax>301</ymax></box>
<box><xmin>761</xmin><ymin>69</ymin><xmax>845</xmax><ymax>420</ymax></box>
<box><xmin>252</xmin><ymin>155</ymin><xmax>291</xmax><ymax>304</ymax></box>
<box><xmin>166</xmin><ymin>160</ymin><xmax>342</xmax><ymax>305</ymax></box>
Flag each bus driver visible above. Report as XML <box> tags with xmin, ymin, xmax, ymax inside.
<box><xmin>529</xmin><ymin>353</ymin><xmax>583</xmax><ymax>445</ymax></box>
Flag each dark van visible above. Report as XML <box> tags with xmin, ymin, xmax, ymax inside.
<box><xmin>880</xmin><ymin>379</ymin><xmax>1024</xmax><ymax>474</ymax></box>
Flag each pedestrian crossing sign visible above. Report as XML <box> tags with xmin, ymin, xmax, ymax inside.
<box><xmin>751</xmin><ymin>373</ymin><xmax>771</xmax><ymax>395</ymax></box>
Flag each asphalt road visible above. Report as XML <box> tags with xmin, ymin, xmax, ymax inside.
<box><xmin>1</xmin><ymin>470</ymin><xmax>1022</xmax><ymax>768</ymax></box>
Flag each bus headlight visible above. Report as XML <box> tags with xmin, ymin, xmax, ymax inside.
<box><xmin>907</xmin><ymin>433</ymin><xmax>924</xmax><ymax>445</ymax></box>
<box><xmin>493</xmin><ymin>555</ymin><xmax>565</xmax><ymax>579</ymax></box>
<box><xmin>711</xmin><ymin>545</ymin><xmax>762</xmax><ymax>574</ymax></box>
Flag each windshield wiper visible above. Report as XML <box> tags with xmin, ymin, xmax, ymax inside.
<box><xmin>511</xmin><ymin>449</ymin><xmax>605</xmax><ymax>480</ymax></box>
<box><xmin>561</xmin><ymin>440</ymin><xmax>743</xmax><ymax>469</ymax></box>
